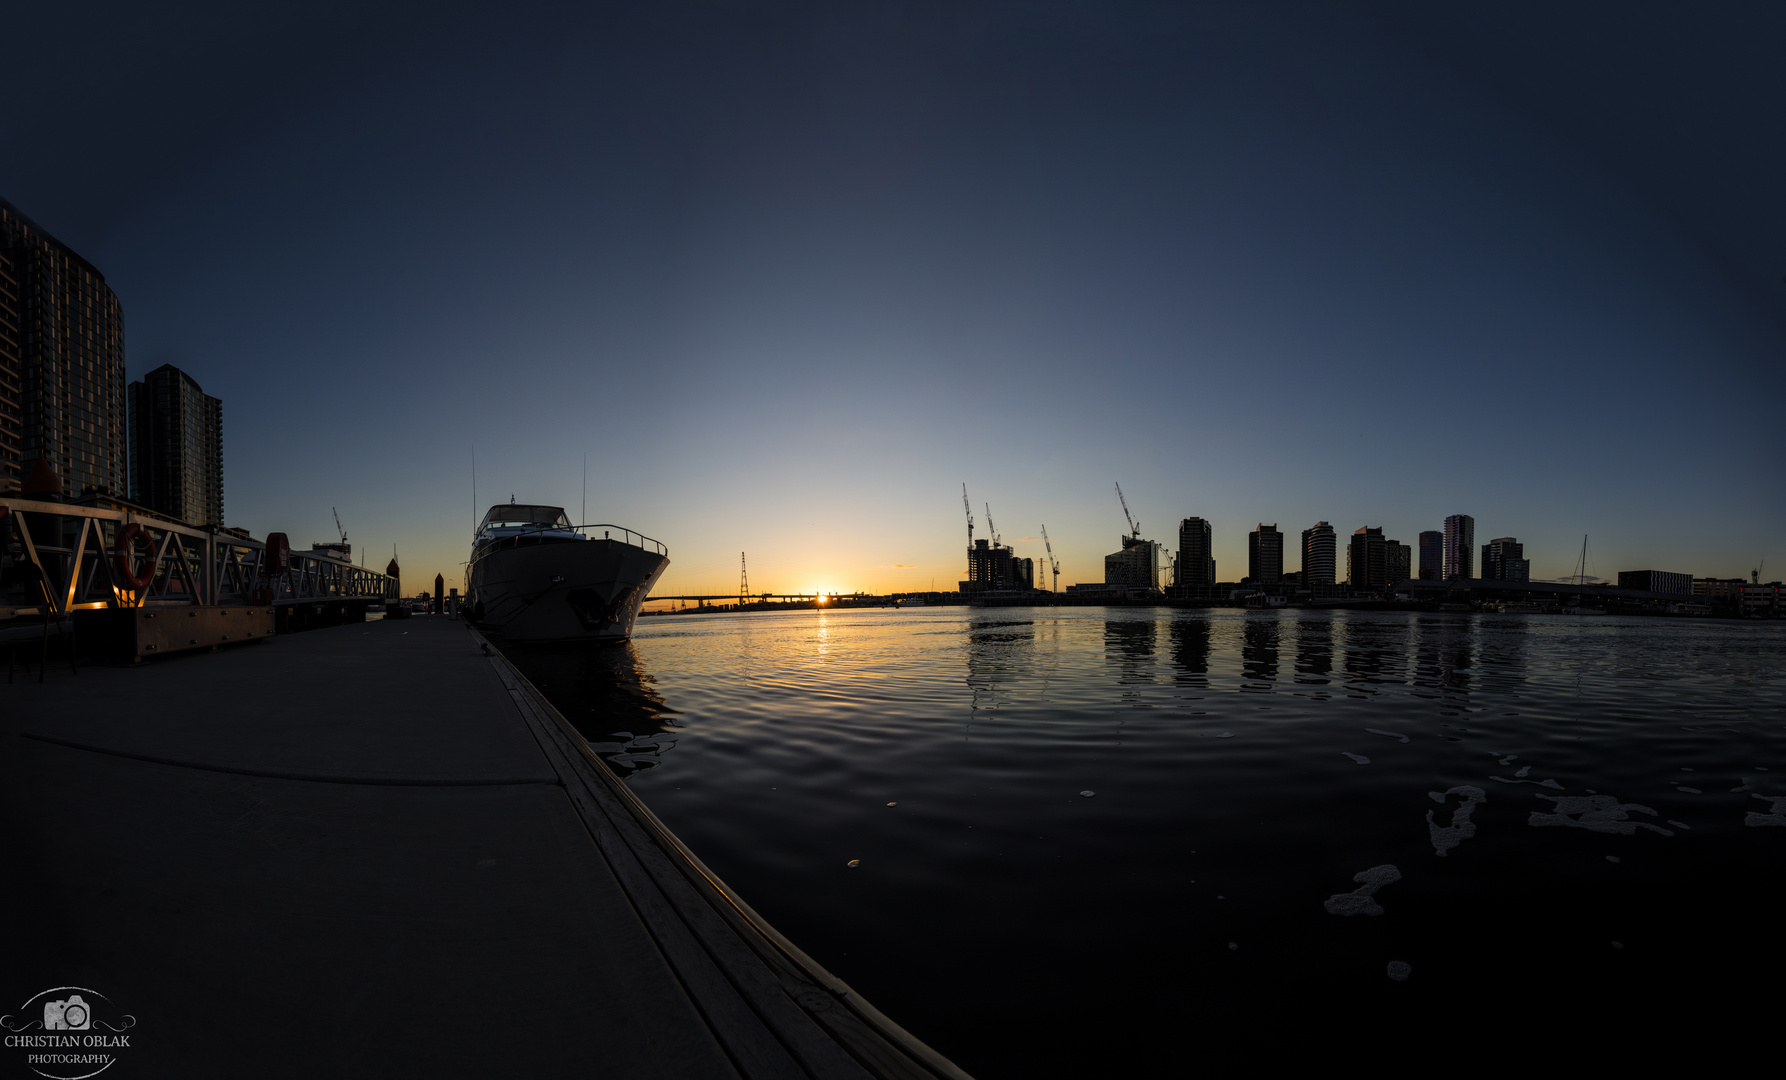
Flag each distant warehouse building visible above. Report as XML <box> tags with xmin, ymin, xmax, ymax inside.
<box><xmin>1618</xmin><ymin>570</ymin><xmax>1693</xmax><ymax>595</ymax></box>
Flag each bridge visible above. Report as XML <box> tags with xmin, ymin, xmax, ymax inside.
<box><xmin>2</xmin><ymin>495</ymin><xmax>399</xmax><ymax>664</ymax></box>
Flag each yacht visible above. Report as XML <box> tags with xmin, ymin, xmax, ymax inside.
<box><xmin>465</xmin><ymin>502</ymin><xmax>668</xmax><ymax>642</ymax></box>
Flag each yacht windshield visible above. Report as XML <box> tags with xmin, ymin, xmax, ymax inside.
<box><xmin>482</xmin><ymin>505</ymin><xmax>572</xmax><ymax>530</ymax></box>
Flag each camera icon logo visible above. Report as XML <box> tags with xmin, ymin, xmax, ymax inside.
<box><xmin>43</xmin><ymin>995</ymin><xmax>91</xmax><ymax>1031</ymax></box>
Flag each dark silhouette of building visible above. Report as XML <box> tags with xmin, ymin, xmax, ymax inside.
<box><xmin>1105</xmin><ymin>537</ymin><xmax>1160</xmax><ymax>591</ymax></box>
<box><xmin>1481</xmin><ymin>537</ymin><xmax>1530</xmax><ymax>582</ymax></box>
<box><xmin>1301</xmin><ymin>521</ymin><xmax>1336</xmax><ymax>586</ymax></box>
<box><xmin>0</xmin><ymin>246</ymin><xmax>17</xmax><ymax>493</ymax></box>
<box><xmin>1386</xmin><ymin>539</ymin><xmax>1410</xmax><ymax>583</ymax></box>
<box><xmin>128</xmin><ymin>363</ymin><xmax>223</xmax><ymax>526</ymax></box>
<box><xmin>1418</xmin><ymin>530</ymin><xmax>1443</xmax><ymax>580</ymax></box>
<box><xmin>1176</xmin><ymin>517</ymin><xmax>1215</xmax><ymax>588</ymax></box>
<box><xmin>1348</xmin><ymin>526</ymin><xmax>1386</xmax><ymax>589</ymax></box>
<box><xmin>0</xmin><ymin>198</ymin><xmax>127</xmax><ymax>498</ymax></box>
<box><xmin>1443</xmin><ymin>514</ymin><xmax>1475</xmax><ymax>580</ymax></box>
<box><xmin>963</xmin><ymin>538</ymin><xmax>1034</xmax><ymax>592</ymax></box>
<box><xmin>1617</xmin><ymin>569</ymin><xmax>1691</xmax><ymax>595</ymax></box>
<box><xmin>1248</xmin><ymin>524</ymin><xmax>1283</xmax><ymax>584</ymax></box>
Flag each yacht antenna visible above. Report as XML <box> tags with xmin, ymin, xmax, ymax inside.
<box><xmin>582</xmin><ymin>454</ymin><xmax>588</xmax><ymax>530</ymax></box>
<box><xmin>471</xmin><ymin>445</ymin><xmax>477</xmax><ymax>532</ymax></box>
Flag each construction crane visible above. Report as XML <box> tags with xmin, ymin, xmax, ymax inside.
<box><xmin>961</xmin><ymin>483</ymin><xmax>974</xmax><ymax>547</ymax></box>
<box><xmin>1115</xmin><ymin>482</ymin><xmax>1139</xmax><ymax>542</ymax></box>
<box><xmin>1755</xmin><ymin>560</ymin><xmax>1765</xmax><ymax>586</ymax></box>
<box><xmin>984</xmin><ymin>503</ymin><xmax>1000</xmax><ymax>548</ymax></box>
<box><xmin>1041</xmin><ymin>524</ymin><xmax>1061</xmax><ymax>593</ymax></box>
<box><xmin>332</xmin><ymin>507</ymin><xmax>348</xmax><ymax>546</ymax></box>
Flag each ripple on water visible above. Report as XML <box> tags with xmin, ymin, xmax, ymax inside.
<box><xmin>501</xmin><ymin>608</ymin><xmax>1786</xmax><ymax>1075</ymax></box>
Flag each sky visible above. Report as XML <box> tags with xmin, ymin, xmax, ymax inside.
<box><xmin>5</xmin><ymin>1</ymin><xmax>1783</xmax><ymax>599</ymax></box>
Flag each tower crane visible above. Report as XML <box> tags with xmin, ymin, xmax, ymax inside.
<box><xmin>332</xmin><ymin>507</ymin><xmax>348</xmax><ymax>546</ymax></box>
<box><xmin>985</xmin><ymin>503</ymin><xmax>1000</xmax><ymax>548</ymax></box>
<box><xmin>961</xmin><ymin>483</ymin><xmax>974</xmax><ymax>548</ymax></box>
<box><xmin>1041</xmin><ymin>524</ymin><xmax>1061</xmax><ymax>593</ymax></box>
<box><xmin>1115</xmin><ymin>482</ymin><xmax>1139</xmax><ymax>542</ymax></box>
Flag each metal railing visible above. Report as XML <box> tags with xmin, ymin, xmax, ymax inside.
<box><xmin>579</xmin><ymin>524</ymin><xmax>668</xmax><ymax>556</ymax></box>
<box><xmin>0</xmin><ymin>496</ymin><xmax>400</xmax><ymax>621</ymax></box>
<box><xmin>475</xmin><ymin>521</ymin><xmax>668</xmax><ymax>557</ymax></box>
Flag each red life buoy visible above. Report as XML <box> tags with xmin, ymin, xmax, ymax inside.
<box><xmin>115</xmin><ymin>522</ymin><xmax>158</xmax><ymax>590</ymax></box>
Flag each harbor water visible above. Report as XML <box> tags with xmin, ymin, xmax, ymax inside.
<box><xmin>502</xmin><ymin>608</ymin><xmax>1786</xmax><ymax>1073</ymax></box>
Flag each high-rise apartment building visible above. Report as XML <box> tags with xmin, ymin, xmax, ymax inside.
<box><xmin>1301</xmin><ymin>522</ymin><xmax>1336</xmax><ymax>586</ymax></box>
<box><xmin>1443</xmin><ymin>514</ymin><xmax>1475</xmax><ymax>580</ymax></box>
<box><xmin>0</xmin><ymin>198</ymin><xmax>127</xmax><ymax>499</ymax></box>
<box><xmin>1177</xmin><ymin>518</ymin><xmax>1216</xmax><ymax>589</ymax></box>
<box><xmin>1248</xmin><ymin>524</ymin><xmax>1283</xmax><ymax>584</ymax></box>
<box><xmin>1348</xmin><ymin>526</ymin><xmax>1386</xmax><ymax>589</ymax></box>
<box><xmin>128</xmin><ymin>363</ymin><xmax>224</xmax><ymax>526</ymax></box>
<box><xmin>1386</xmin><ymin>539</ymin><xmax>1410</xmax><ymax>583</ymax></box>
<box><xmin>963</xmin><ymin>538</ymin><xmax>1033</xmax><ymax>592</ymax></box>
<box><xmin>0</xmin><ymin>246</ymin><xmax>18</xmax><ymax>493</ymax></box>
<box><xmin>1418</xmin><ymin>531</ymin><xmax>1443</xmax><ymax>580</ymax></box>
<box><xmin>1105</xmin><ymin>538</ymin><xmax>1161</xmax><ymax>591</ymax></box>
<box><xmin>1481</xmin><ymin>537</ymin><xmax>1529</xmax><ymax>582</ymax></box>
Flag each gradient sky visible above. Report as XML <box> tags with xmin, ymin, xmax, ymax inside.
<box><xmin>5</xmin><ymin>1</ymin><xmax>1783</xmax><ymax>599</ymax></box>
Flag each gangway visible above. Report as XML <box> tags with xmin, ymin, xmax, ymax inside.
<box><xmin>2</xmin><ymin>495</ymin><xmax>400</xmax><ymax>661</ymax></box>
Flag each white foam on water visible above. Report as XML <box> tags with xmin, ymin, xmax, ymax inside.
<box><xmin>1217</xmin><ymin>732</ymin><xmax>1235</xmax><ymax>738</ymax></box>
<box><xmin>1498</xmin><ymin>755</ymin><xmax>1518</xmax><ymax>765</ymax></box>
<box><xmin>1667</xmin><ymin>820</ymin><xmax>1690</xmax><ymax>829</ymax></box>
<box><xmin>1744</xmin><ymin>795</ymin><xmax>1786</xmax><ymax>827</ymax></box>
<box><xmin>1324</xmin><ymin>864</ymin><xmax>1401</xmax><ymax>916</ymax></box>
<box><xmin>1426</xmin><ymin>785</ymin><xmax>1487</xmax><ymax>857</ymax></box>
<box><xmin>1342</xmin><ymin>753</ymin><xmax>1370</xmax><ymax>765</ymax></box>
<box><xmin>1387</xmin><ymin>961</ymin><xmax>1411</xmax><ymax>981</ymax></box>
<box><xmin>1514</xmin><ymin>766</ymin><xmax>1532</xmax><ymax>778</ymax></box>
<box><xmin>1367</xmin><ymin>728</ymin><xmax>1410</xmax><ymax>743</ymax></box>
<box><xmin>1080</xmin><ymin>790</ymin><xmax>1096</xmax><ymax>798</ymax></box>
<box><xmin>1529</xmin><ymin>794</ymin><xmax>1674</xmax><ymax>836</ymax></box>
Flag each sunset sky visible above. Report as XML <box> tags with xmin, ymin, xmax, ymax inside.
<box><xmin>5</xmin><ymin>2</ymin><xmax>1783</xmax><ymax>598</ymax></box>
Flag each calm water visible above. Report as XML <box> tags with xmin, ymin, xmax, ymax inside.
<box><xmin>503</xmin><ymin>607</ymin><xmax>1786</xmax><ymax>1073</ymax></box>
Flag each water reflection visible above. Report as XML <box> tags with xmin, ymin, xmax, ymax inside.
<box><xmin>1294</xmin><ymin>617</ymin><xmax>1333</xmax><ymax>685</ymax></box>
<box><xmin>1170</xmin><ymin>617</ymin><xmax>1210</xmax><ymax>687</ymax></box>
<box><xmin>497</xmin><ymin>640</ymin><xmax>681</xmax><ymax>772</ymax></box>
<box><xmin>1104</xmin><ymin>618</ymin><xmax>1157</xmax><ymax>684</ymax></box>
<box><xmin>1415</xmin><ymin>615</ymin><xmax>1477</xmax><ymax>702</ymax></box>
<box><xmin>966</xmin><ymin>618</ymin><xmax>1034</xmax><ymax>710</ymax></box>
<box><xmin>1240</xmin><ymin>615</ymin><xmax>1280</xmax><ymax>687</ymax></box>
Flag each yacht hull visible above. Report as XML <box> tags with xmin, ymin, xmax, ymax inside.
<box><xmin>468</xmin><ymin>539</ymin><xmax>668</xmax><ymax>642</ymax></box>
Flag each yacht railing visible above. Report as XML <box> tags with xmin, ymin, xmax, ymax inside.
<box><xmin>477</xmin><ymin>521</ymin><xmax>668</xmax><ymax>556</ymax></box>
<box><xmin>579</xmin><ymin>524</ymin><xmax>668</xmax><ymax>556</ymax></box>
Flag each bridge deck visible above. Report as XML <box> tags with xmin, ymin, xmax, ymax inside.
<box><xmin>1</xmin><ymin>618</ymin><xmax>965</xmax><ymax>1079</ymax></box>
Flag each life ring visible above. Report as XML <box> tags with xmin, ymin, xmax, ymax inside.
<box><xmin>114</xmin><ymin>522</ymin><xmax>158</xmax><ymax>590</ymax></box>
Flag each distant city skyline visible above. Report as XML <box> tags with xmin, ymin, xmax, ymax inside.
<box><xmin>2</xmin><ymin>4</ymin><xmax>1780</xmax><ymax>598</ymax></box>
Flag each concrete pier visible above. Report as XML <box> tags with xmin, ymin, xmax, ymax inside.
<box><xmin>1</xmin><ymin>618</ymin><xmax>968</xmax><ymax>1079</ymax></box>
